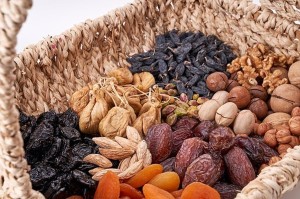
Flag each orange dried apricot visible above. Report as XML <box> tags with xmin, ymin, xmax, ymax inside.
<box><xmin>143</xmin><ymin>184</ymin><xmax>175</xmax><ymax>199</ymax></box>
<box><xmin>94</xmin><ymin>171</ymin><xmax>120</xmax><ymax>199</ymax></box>
<box><xmin>120</xmin><ymin>183</ymin><xmax>144</xmax><ymax>199</ymax></box>
<box><xmin>126</xmin><ymin>164</ymin><xmax>163</xmax><ymax>188</ymax></box>
<box><xmin>181</xmin><ymin>182</ymin><xmax>220</xmax><ymax>199</ymax></box>
<box><xmin>171</xmin><ymin>189</ymin><xmax>183</xmax><ymax>198</ymax></box>
<box><xmin>66</xmin><ymin>196</ymin><xmax>83</xmax><ymax>199</ymax></box>
<box><xmin>148</xmin><ymin>172</ymin><xmax>180</xmax><ymax>192</ymax></box>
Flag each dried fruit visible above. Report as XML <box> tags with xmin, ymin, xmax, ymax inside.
<box><xmin>120</xmin><ymin>183</ymin><xmax>144</xmax><ymax>199</ymax></box>
<box><xmin>213</xmin><ymin>182</ymin><xmax>241</xmax><ymax>199</ymax></box>
<box><xmin>148</xmin><ymin>172</ymin><xmax>180</xmax><ymax>192</ymax></box>
<box><xmin>160</xmin><ymin>157</ymin><xmax>176</xmax><ymax>172</ymax></box>
<box><xmin>143</xmin><ymin>184</ymin><xmax>175</xmax><ymax>199</ymax></box>
<box><xmin>108</xmin><ymin>67</ymin><xmax>133</xmax><ymax>85</ymax></box>
<box><xmin>133</xmin><ymin>72</ymin><xmax>156</xmax><ymax>92</ymax></box>
<box><xmin>125</xmin><ymin>164</ymin><xmax>163</xmax><ymax>188</ymax></box>
<box><xmin>69</xmin><ymin>86</ymin><xmax>90</xmax><ymax>115</ymax></box>
<box><xmin>233</xmin><ymin>110</ymin><xmax>256</xmax><ymax>135</ymax></box>
<box><xmin>172</xmin><ymin>116</ymin><xmax>199</xmax><ymax>130</ymax></box>
<box><xmin>215</xmin><ymin>102</ymin><xmax>238</xmax><ymax>126</ymax></box>
<box><xmin>228</xmin><ymin>86</ymin><xmax>251</xmax><ymax>109</ymax></box>
<box><xmin>171</xmin><ymin>128</ymin><xmax>194</xmax><ymax>155</ymax></box>
<box><xmin>94</xmin><ymin>171</ymin><xmax>120</xmax><ymax>199</ymax></box>
<box><xmin>224</xmin><ymin>147</ymin><xmax>256</xmax><ymax>187</ymax></box>
<box><xmin>145</xmin><ymin>123</ymin><xmax>173</xmax><ymax>163</ymax></box>
<box><xmin>209</xmin><ymin>126</ymin><xmax>235</xmax><ymax>152</ymax></box>
<box><xmin>193</xmin><ymin>120</ymin><xmax>216</xmax><ymax>141</ymax></box>
<box><xmin>171</xmin><ymin>189</ymin><xmax>183</xmax><ymax>198</ymax></box>
<box><xmin>206</xmin><ymin>72</ymin><xmax>228</xmax><ymax>92</ymax></box>
<box><xmin>175</xmin><ymin>138</ymin><xmax>208</xmax><ymax>180</ymax></box>
<box><xmin>181</xmin><ymin>182</ymin><xmax>221</xmax><ymax>199</ymax></box>
<box><xmin>182</xmin><ymin>154</ymin><xmax>224</xmax><ymax>187</ymax></box>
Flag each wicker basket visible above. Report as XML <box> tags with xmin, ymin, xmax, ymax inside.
<box><xmin>0</xmin><ymin>0</ymin><xmax>300</xmax><ymax>198</ymax></box>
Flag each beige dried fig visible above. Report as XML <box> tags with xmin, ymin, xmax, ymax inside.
<box><xmin>108</xmin><ymin>67</ymin><xmax>133</xmax><ymax>85</ymax></box>
<box><xmin>198</xmin><ymin>100</ymin><xmax>221</xmax><ymax>121</ymax></box>
<box><xmin>215</xmin><ymin>102</ymin><xmax>238</xmax><ymax>126</ymax></box>
<box><xmin>79</xmin><ymin>91</ymin><xmax>109</xmax><ymax>134</ymax></box>
<box><xmin>99</xmin><ymin>107</ymin><xmax>131</xmax><ymax>138</ymax></box>
<box><xmin>233</xmin><ymin>110</ymin><xmax>256</xmax><ymax>135</ymax></box>
<box><xmin>69</xmin><ymin>86</ymin><xmax>90</xmax><ymax>115</ymax></box>
<box><xmin>133</xmin><ymin>72</ymin><xmax>155</xmax><ymax>92</ymax></box>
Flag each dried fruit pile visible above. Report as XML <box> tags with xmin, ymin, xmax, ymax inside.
<box><xmin>127</xmin><ymin>30</ymin><xmax>236</xmax><ymax>99</ymax></box>
<box><xmin>20</xmin><ymin>109</ymin><xmax>98</xmax><ymax>199</ymax></box>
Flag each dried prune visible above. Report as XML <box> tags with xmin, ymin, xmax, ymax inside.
<box><xmin>72</xmin><ymin>169</ymin><xmax>96</xmax><ymax>188</ymax></box>
<box><xmin>145</xmin><ymin>123</ymin><xmax>173</xmax><ymax>163</ymax></box>
<box><xmin>171</xmin><ymin>128</ymin><xmax>194</xmax><ymax>155</ymax></box>
<box><xmin>209</xmin><ymin>126</ymin><xmax>235</xmax><ymax>153</ymax></box>
<box><xmin>224</xmin><ymin>147</ymin><xmax>256</xmax><ymax>187</ymax></box>
<box><xmin>213</xmin><ymin>182</ymin><xmax>241</xmax><ymax>199</ymax></box>
<box><xmin>172</xmin><ymin>116</ymin><xmax>199</xmax><ymax>130</ymax></box>
<box><xmin>30</xmin><ymin>164</ymin><xmax>57</xmax><ymax>187</ymax></box>
<box><xmin>175</xmin><ymin>137</ymin><xmax>208</xmax><ymax>180</ymax></box>
<box><xmin>58</xmin><ymin>108</ymin><xmax>79</xmax><ymax>128</ymax></box>
<box><xmin>193</xmin><ymin>120</ymin><xmax>216</xmax><ymax>141</ymax></box>
<box><xmin>161</xmin><ymin>157</ymin><xmax>176</xmax><ymax>172</ymax></box>
<box><xmin>182</xmin><ymin>154</ymin><xmax>224</xmax><ymax>188</ymax></box>
<box><xmin>60</xmin><ymin>126</ymin><xmax>81</xmax><ymax>141</ymax></box>
<box><xmin>235</xmin><ymin>136</ymin><xmax>278</xmax><ymax>167</ymax></box>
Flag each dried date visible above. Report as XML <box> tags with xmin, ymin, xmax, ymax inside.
<box><xmin>213</xmin><ymin>182</ymin><xmax>241</xmax><ymax>199</ymax></box>
<box><xmin>209</xmin><ymin>126</ymin><xmax>235</xmax><ymax>153</ymax></box>
<box><xmin>172</xmin><ymin>116</ymin><xmax>199</xmax><ymax>130</ymax></box>
<box><xmin>193</xmin><ymin>120</ymin><xmax>216</xmax><ymax>141</ymax></box>
<box><xmin>224</xmin><ymin>147</ymin><xmax>256</xmax><ymax>187</ymax></box>
<box><xmin>171</xmin><ymin>128</ymin><xmax>194</xmax><ymax>155</ymax></box>
<box><xmin>160</xmin><ymin>157</ymin><xmax>176</xmax><ymax>172</ymax></box>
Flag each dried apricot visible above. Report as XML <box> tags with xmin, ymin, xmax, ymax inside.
<box><xmin>126</xmin><ymin>164</ymin><xmax>163</xmax><ymax>188</ymax></box>
<box><xmin>181</xmin><ymin>182</ymin><xmax>220</xmax><ymax>199</ymax></box>
<box><xmin>94</xmin><ymin>171</ymin><xmax>120</xmax><ymax>199</ymax></box>
<box><xmin>148</xmin><ymin>172</ymin><xmax>180</xmax><ymax>192</ymax></box>
<box><xmin>171</xmin><ymin>189</ymin><xmax>183</xmax><ymax>198</ymax></box>
<box><xmin>120</xmin><ymin>183</ymin><xmax>144</xmax><ymax>199</ymax></box>
<box><xmin>143</xmin><ymin>184</ymin><xmax>175</xmax><ymax>199</ymax></box>
<box><xmin>66</xmin><ymin>196</ymin><xmax>83</xmax><ymax>199</ymax></box>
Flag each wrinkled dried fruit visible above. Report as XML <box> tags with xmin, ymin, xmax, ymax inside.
<box><xmin>171</xmin><ymin>128</ymin><xmax>194</xmax><ymax>155</ymax></box>
<box><xmin>120</xmin><ymin>183</ymin><xmax>144</xmax><ymax>199</ymax></box>
<box><xmin>133</xmin><ymin>72</ymin><xmax>156</xmax><ymax>92</ymax></box>
<box><xmin>108</xmin><ymin>67</ymin><xmax>133</xmax><ymax>85</ymax></box>
<box><xmin>145</xmin><ymin>124</ymin><xmax>173</xmax><ymax>163</ymax></box>
<box><xmin>175</xmin><ymin>138</ymin><xmax>208</xmax><ymax>180</ymax></box>
<box><xmin>69</xmin><ymin>86</ymin><xmax>90</xmax><ymax>115</ymax></box>
<box><xmin>126</xmin><ymin>164</ymin><xmax>163</xmax><ymax>188</ymax></box>
<box><xmin>172</xmin><ymin>116</ymin><xmax>199</xmax><ymax>130</ymax></box>
<box><xmin>213</xmin><ymin>182</ymin><xmax>241</xmax><ymax>199</ymax></box>
<box><xmin>160</xmin><ymin>157</ymin><xmax>176</xmax><ymax>172</ymax></box>
<box><xmin>171</xmin><ymin>189</ymin><xmax>183</xmax><ymax>198</ymax></box>
<box><xmin>94</xmin><ymin>171</ymin><xmax>120</xmax><ymax>199</ymax></box>
<box><xmin>143</xmin><ymin>184</ymin><xmax>175</xmax><ymax>199</ymax></box>
<box><xmin>224</xmin><ymin>147</ymin><xmax>256</xmax><ymax>187</ymax></box>
<box><xmin>193</xmin><ymin>120</ymin><xmax>216</xmax><ymax>141</ymax></box>
<box><xmin>148</xmin><ymin>172</ymin><xmax>180</xmax><ymax>192</ymax></box>
<box><xmin>181</xmin><ymin>182</ymin><xmax>221</xmax><ymax>199</ymax></box>
<box><xmin>182</xmin><ymin>154</ymin><xmax>224</xmax><ymax>187</ymax></box>
<box><xmin>209</xmin><ymin>126</ymin><xmax>235</xmax><ymax>152</ymax></box>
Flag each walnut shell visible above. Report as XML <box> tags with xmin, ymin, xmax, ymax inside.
<box><xmin>288</xmin><ymin>61</ymin><xmax>300</xmax><ymax>88</ymax></box>
<box><xmin>263</xmin><ymin>112</ymin><xmax>291</xmax><ymax>130</ymax></box>
<box><xmin>233</xmin><ymin>110</ymin><xmax>256</xmax><ymax>135</ymax></box>
<box><xmin>270</xmin><ymin>84</ymin><xmax>300</xmax><ymax>114</ymax></box>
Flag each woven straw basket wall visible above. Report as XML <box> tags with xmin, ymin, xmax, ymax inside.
<box><xmin>0</xmin><ymin>0</ymin><xmax>300</xmax><ymax>198</ymax></box>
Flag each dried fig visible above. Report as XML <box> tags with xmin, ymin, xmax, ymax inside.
<box><xmin>108</xmin><ymin>67</ymin><xmax>133</xmax><ymax>85</ymax></box>
<box><xmin>69</xmin><ymin>86</ymin><xmax>90</xmax><ymax>115</ymax></box>
<box><xmin>133</xmin><ymin>72</ymin><xmax>155</xmax><ymax>92</ymax></box>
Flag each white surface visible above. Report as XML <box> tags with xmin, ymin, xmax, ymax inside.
<box><xmin>16</xmin><ymin>1</ymin><xmax>300</xmax><ymax>199</ymax></box>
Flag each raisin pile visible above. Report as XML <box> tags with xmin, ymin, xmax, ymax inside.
<box><xmin>127</xmin><ymin>30</ymin><xmax>236</xmax><ymax>99</ymax></box>
<box><xmin>20</xmin><ymin>109</ymin><xmax>98</xmax><ymax>199</ymax></box>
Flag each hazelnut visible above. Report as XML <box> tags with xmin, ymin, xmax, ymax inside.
<box><xmin>228</xmin><ymin>86</ymin><xmax>251</xmax><ymax>109</ymax></box>
<box><xmin>270</xmin><ymin>84</ymin><xmax>300</xmax><ymax>114</ymax></box>
<box><xmin>277</xmin><ymin>144</ymin><xmax>292</xmax><ymax>154</ymax></box>
<box><xmin>226</xmin><ymin>80</ymin><xmax>240</xmax><ymax>92</ymax></box>
<box><xmin>291</xmin><ymin>107</ymin><xmax>300</xmax><ymax>117</ymax></box>
<box><xmin>230</xmin><ymin>72</ymin><xmax>238</xmax><ymax>81</ymax></box>
<box><xmin>268</xmin><ymin>156</ymin><xmax>281</xmax><ymax>165</ymax></box>
<box><xmin>289</xmin><ymin>136</ymin><xmax>300</xmax><ymax>147</ymax></box>
<box><xmin>275</xmin><ymin>129</ymin><xmax>292</xmax><ymax>144</ymax></box>
<box><xmin>248</xmin><ymin>98</ymin><xmax>269</xmax><ymax>120</ymax></box>
<box><xmin>289</xmin><ymin>116</ymin><xmax>300</xmax><ymax>135</ymax></box>
<box><xmin>212</xmin><ymin>91</ymin><xmax>229</xmax><ymax>105</ymax></box>
<box><xmin>233</xmin><ymin>110</ymin><xmax>256</xmax><ymax>135</ymax></box>
<box><xmin>206</xmin><ymin>72</ymin><xmax>228</xmax><ymax>92</ymax></box>
<box><xmin>256</xmin><ymin>123</ymin><xmax>272</xmax><ymax>136</ymax></box>
<box><xmin>288</xmin><ymin>61</ymin><xmax>300</xmax><ymax>88</ymax></box>
<box><xmin>249</xmin><ymin>85</ymin><xmax>268</xmax><ymax>101</ymax></box>
<box><xmin>263</xmin><ymin>129</ymin><xmax>277</xmax><ymax>148</ymax></box>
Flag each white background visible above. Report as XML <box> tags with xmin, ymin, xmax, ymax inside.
<box><xmin>16</xmin><ymin>1</ymin><xmax>300</xmax><ymax>198</ymax></box>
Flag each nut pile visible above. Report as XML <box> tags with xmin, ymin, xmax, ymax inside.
<box><xmin>127</xmin><ymin>30</ymin><xmax>236</xmax><ymax>99</ymax></box>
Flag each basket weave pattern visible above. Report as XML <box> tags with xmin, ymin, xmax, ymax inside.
<box><xmin>0</xmin><ymin>0</ymin><xmax>299</xmax><ymax>198</ymax></box>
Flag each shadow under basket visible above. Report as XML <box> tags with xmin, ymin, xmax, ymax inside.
<box><xmin>0</xmin><ymin>0</ymin><xmax>300</xmax><ymax>198</ymax></box>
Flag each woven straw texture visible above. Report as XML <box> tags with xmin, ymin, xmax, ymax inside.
<box><xmin>0</xmin><ymin>0</ymin><xmax>299</xmax><ymax>198</ymax></box>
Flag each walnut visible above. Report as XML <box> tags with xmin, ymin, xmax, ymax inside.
<box><xmin>262</xmin><ymin>69</ymin><xmax>288</xmax><ymax>94</ymax></box>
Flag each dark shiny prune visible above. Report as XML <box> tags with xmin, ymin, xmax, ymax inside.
<box><xmin>193</xmin><ymin>120</ymin><xmax>216</xmax><ymax>141</ymax></box>
<box><xmin>235</xmin><ymin>136</ymin><xmax>278</xmax><ymax>167</ymax></box>
<box><xmin>172</xmin><ymin>116</ymin><xmax>199</xmax><ymax>130</ymax></box>
<box><xmin>37</xmin><ymin>111</ymin><xmax>57</xmax><ymax>124</ymax></box>
<box><xmin>72</xmin><ymin>169</ymin><xmax>96</xmax><ymax>188</ymax></box>
<box><xmin>58</xmin><ymin>108</ymin><xmax>79</xmax><ymax>128</ymax></box>
<box><xmin>213</xmin><ymin>182</ymin><xmax>241</xmax><ymax>199</ymax></box>
<box><xmin>60</xmin><ymin>126</ymin><xmax>81</xmax><ymax>141</ymax></box>
<box><xmin>72</xmin><ymin>143</ymin><xmax>93</xmax><ymax>159</ymax></box>
<box><xmin>44</xmin><ymin>137</ymin><xmax>62</xmax><ymax>162</ymax></box>
<box><xmin>30</xmin><ymin>164</ymin><xmax>57</xmax><ymax>187</ymax></box>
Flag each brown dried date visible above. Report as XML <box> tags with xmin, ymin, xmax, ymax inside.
<box><xmin>224</xmin><ymin>147</ymin><xmax>256</xmax><ymax>187</ymax></box>
<box><xmin>182</xmin><ymin>154</ymin><xmax>224</xmax><ymax>188</ymax></box>
<box><xmin>193</xmin><ymin>120</ymin><xmax>216</xmax><ymax>141</ymax></box>
<box><xmin>235</xmin><ymin>136</ymin><xmax>278</xmax><ymax>167</ymax></box>
<box><xmin>145</xmin><ymin>123</ymin><xmax>173</xmax><ymax>163</ymax></box>
<box><xmin>209</xmin><ymin>126</ymin><xmax>235</xmax><ymax>153</ymax></box>
<box><xmin>171</xmin><ymin>128</ymin><xmax>194</xmax><ymax>155</ymax></box>
<box><xmin>174</xmin><ymin>137</ymin><xmax>208</xmax><ymax>180</ymax></box>
<box><xmin>172</xmin><ymin>116</ymin><xmax>199</xmax><ymax>130</ymax></box>
<box><xmin>213</xmin><ymin>182</ymin><xmax>241</xmax><ymax>199</ymax></box>
<box><xmin>160</xmin><ymin>157</ymin><xmax>176</xmax><ymax>172</ymax></box>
